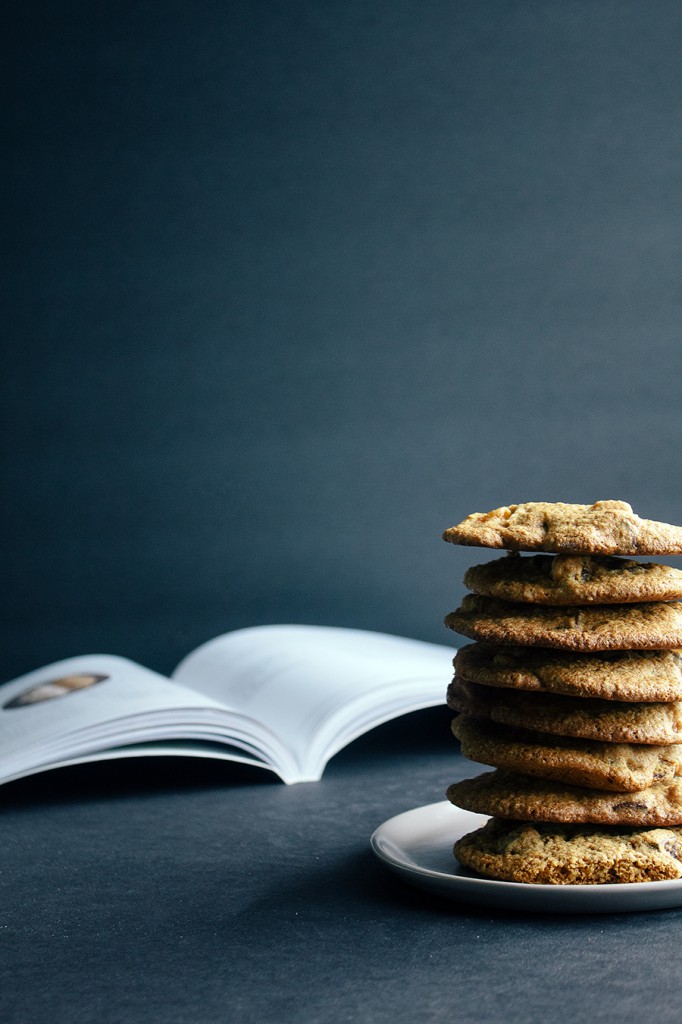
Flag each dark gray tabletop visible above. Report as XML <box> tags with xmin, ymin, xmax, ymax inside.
<box><xmin>2</xmin><ymin>708</ymin><xmax>681</xmax><ymax>1024</ymax></box>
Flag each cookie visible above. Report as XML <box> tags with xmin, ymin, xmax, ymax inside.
<box><xmin>445</xmin><ymin>595</ymin><xmax>682</xmax><ymax>651</ymax></box>
<box><xmin>443</xmin><ymin>500</ymin><xmax>682</xmax><ymax>555</ymax></box>
<box><xmin>453</xmin><ymin>817</ymin><xmax>682</xmax><ymax>884</ymax></box>
<box><xmin>447</xmin><ymin>677</ymin><xmax>682</xmax><ymax>745</ymax></box>
<box><xmin>451</xmin><ymin>715</ymin><xmax>682</xmax><ymax>792</ymax></box>
<box><xmin>453</xmin><ymin>642</ymin><xmax>682</xmax><ymax>701</ymax></box>
<box><xmin>446</xmin><ymin>769</ymin><xmax>682</xmax><ymax>826</ymax></box>
<box><xmin>463</xmin><ymin>553</ymin><xmax>682</xmax><ymax>605</ymax></box>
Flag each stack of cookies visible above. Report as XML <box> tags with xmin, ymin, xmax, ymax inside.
<box><xmin>442</xmin><ymin>500</ymin><xmax>682</xmax><ymax>884</ymax></box>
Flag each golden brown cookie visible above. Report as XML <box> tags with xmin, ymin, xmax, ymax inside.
<box><xmin>453</xmin><ymin>817</ymin><xmax>682</xmax><ymax>884</ymax></box>
<box><xmin>445</xmin><ymin>595</ymin><xmax>682</xmax><ymax>651</ymax></box>
<box><xmin>453</xmin><ymin>642</ymin><xmax>682</xmax><ymax>701</ymax></box>
<box><xmin>446</xmin><ymin>769</ymin><xmax>682</xmax><ymax>826</ymax></box>
<box><xmin>447</xmin><ymin>677</ymin><xmax>682</xmax><ymax>745</ymax></box>
<box><xmin>443</xmin><ymin>500</ymin><xmax>682</xmax><ymax>555</ymax></box>
<box><xmin>451</xmin><ymin>715</ymin><xmax>682</xmax><ymax>792</ymax></box>
<box><xmin>463</xmin><ymin>553</ymin><xmax>682</xmax><ymax>605</ymax></box>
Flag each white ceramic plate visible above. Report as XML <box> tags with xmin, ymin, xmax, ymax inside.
<box><xmin>370</xmin><ymin>801</ymin><xmax>682</xmax><ymax>914</ymax></box>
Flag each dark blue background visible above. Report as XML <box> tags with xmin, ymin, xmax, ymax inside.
<box><xmin>4</xmin><ymin>0</ymin><xmax>682</xmax><ymax>679</ymax></box>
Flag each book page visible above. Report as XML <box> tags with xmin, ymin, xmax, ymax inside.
<box><xmin>0</xmin><ymin>654</ymin><xmax>231</xmax><ymax>765</ymax></box>
<box><xmin>172</xmin><ymin>625</ymin><xmax>455</xmax><ymax>777</ymax></box>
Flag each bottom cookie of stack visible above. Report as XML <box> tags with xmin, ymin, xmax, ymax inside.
<box><xmin>451</xmin><ymin>816</ymin><xmax>682</xmax><ymax>885</ymax></box>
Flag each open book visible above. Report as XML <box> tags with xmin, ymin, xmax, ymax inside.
<box><xmin>0</xmin><ymin>625</ymin><xmax>455</xmax><ymax>785</ymax></box>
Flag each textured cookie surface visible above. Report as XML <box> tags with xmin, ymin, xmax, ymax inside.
<box><xmin>446</xmin><ymin>595</ymin><xmax>682</xmax><ymax>651</ymax></box>
<box><xmin>447</xmin><ymin>770</ymin><xmax>682</xmax><ymax>826</ymax></box>
<box><xmin>448</xmin><ymin>677</ymin><xmax>682</xmax><ymax>745</ymax></box>
<box><xmin>453</xmin><ymin>643</ymin><xmax>682</xmax><ymax>701</ymax></box>
<box><xmin>451</xmin><ymin>715</ymin><xmax>682</xmax><ymax>792</ymax></box>
<box><xmin>443</xmin><ymin>500</ymin><xmax>682</xmax><ymax>555</ymax></box>
<box><xmin>464</xmin><ymin>553</ymin><xmax>682</xmax><ymax>605</ymax></box>
<box><xmin>453</xmin><ymin>817</ymin><xmax>682</xmax><ymax>884</ymax></box>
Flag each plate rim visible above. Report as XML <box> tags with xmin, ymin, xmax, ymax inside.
<box><xmin>370</xmin><ymin>800</ymin><xmax>682</xmax><ymax>909</ymax></box>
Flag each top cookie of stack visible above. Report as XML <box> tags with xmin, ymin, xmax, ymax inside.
<box><xmin>442</xmin><ymin>499</ymin><xmax>682</xmax><ymax>556</ymax></box>
<box><xmin>442</xmin><ymin>500</ymin><xmax>682</xmax><ymax>885</ymax></box>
